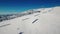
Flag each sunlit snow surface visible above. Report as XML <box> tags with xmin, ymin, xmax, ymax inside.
<box><xmin>0</xmin><ymin>6</ymin><xmax>60</xmax><ymax>34</ymax></box>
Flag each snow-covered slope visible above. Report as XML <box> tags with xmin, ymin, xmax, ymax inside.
<box><xmin>0</xmin><ymin>6</ymin><xmax>60</xmax><ymax>34</ymax></box>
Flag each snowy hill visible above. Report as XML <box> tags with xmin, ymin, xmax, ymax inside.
<box><xmin>0</xmin><ymin>6</ymin><xmax>60</xmax><ymax>34</ymax></box>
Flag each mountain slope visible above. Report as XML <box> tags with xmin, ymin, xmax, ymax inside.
<box><xmin>0</xmin><ymin>6</ymin><xmax>60</xmax><ymax>34</ymax></box>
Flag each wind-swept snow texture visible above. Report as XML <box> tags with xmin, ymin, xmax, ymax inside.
<box><xmin>0</xmin><ymin>6</ymin><xmax>60</xmax><ymax>34</ymax></box>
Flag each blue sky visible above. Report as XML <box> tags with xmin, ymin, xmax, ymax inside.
<box><xmin>0</xmin><ymin>0</ymin><xmax>60</xmax><ymax>14</ymax></box>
